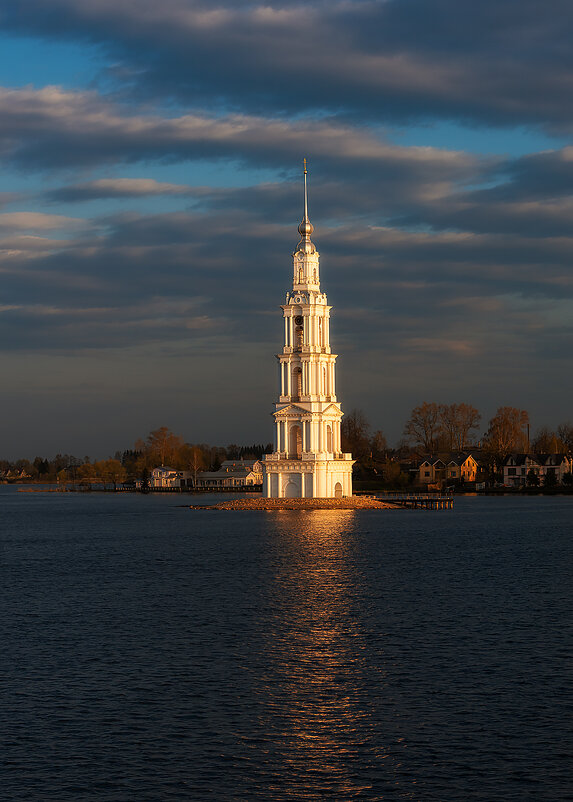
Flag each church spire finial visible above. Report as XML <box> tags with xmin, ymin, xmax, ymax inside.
<box><xmin>297</xmin><ymin>158</ymin><xmax>314</xmax><ymax>251</ymax></box>
<box><xmin>304</xmin><ymin>157</ymin><xmax>308</xmax><ymax>221</ymax></box>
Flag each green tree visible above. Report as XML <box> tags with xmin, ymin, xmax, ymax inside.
<box><xmin>527</xmin><ymin>468</ymin><xmax>540</xmax><ymax>487</ymax></box>
<box><xmin>544</xmin><ymin>470</ymin><xmax>558</xmax><ymax>488</ymax></box>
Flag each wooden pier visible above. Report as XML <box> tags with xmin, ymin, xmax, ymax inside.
<box><xmin>376</xmin><ymin>492</ymin><xmax>454</xmax><ymax>510</ymax></box>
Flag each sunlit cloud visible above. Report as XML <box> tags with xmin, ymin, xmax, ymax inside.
<box><xmin>0</xmin><ymin>212</ymin><xmax>87</xmax><ymax>231</ymax></box>
<box><xmin>46</xmin><ymin>177</ymin><xmax>191</xmax><ymax>201</ymax></box>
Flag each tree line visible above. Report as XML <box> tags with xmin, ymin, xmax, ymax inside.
<box><xmin>0</xmin><ymin>427</ymin><xmax>273</xmax><ymax>486</ymax></box>
<box><xmin>3</xmin><ymin>406</ymin><xmax>573</xmax><ymax>487</ymax></box>
<box><xmin>340</xmin><ymin>403</ymin><xmax>573</xmax><ymax>486</ymax></box>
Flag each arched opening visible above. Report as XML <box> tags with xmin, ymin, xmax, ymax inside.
<box><xmin>289</xmin><ymin>425</ymin><xmax>302</xmax><ymax>459</ymax></box>
<box><xmin>334</xmin><ymin>482</ymin><xmax>343</xmax><ymax>498</ymax></box>
<box><xmin>295</xmin><ymin>326</ymin><xmax>303</xmax><ymax>350</ymax></box>
<box><xmin>285</xmin><ymin>481</ymin><xmax>299</xmax><ymax>498</ymax></box>
<box><xmin>326</xmin><ymin>424</ymin><xmax>333</xmax><ymax>452</ymax></box>
<box><xmin>292</xmin><ymin>367</ymin><xmax>302</xmax><ymax>400</ymax></box>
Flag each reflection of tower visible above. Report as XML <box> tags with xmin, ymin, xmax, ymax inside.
<box><xmin>262</xmin><ymin>163</ymin><xmax>354</xmax><ymax>498</ymax></box>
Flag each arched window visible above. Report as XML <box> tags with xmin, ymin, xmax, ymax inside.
<box><xmin>295</xmin><ymin>325</ymin><xmax>303</xmax><ymax>349</ymax></box>
<box><xmin>289</xmin><ymin>425</ymin><xmax>302</xmax><ymax>459</ymax></box>
<box><xmin>326</xmin><ymin>424</ymin><xmax>333</xmax><ymax>452</ymax></box>
<box><xmin>292</xmin><ymin>367</ymin><xmax>302</xmax><ymax>400</ymax></box>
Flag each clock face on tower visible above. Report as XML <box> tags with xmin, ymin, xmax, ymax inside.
<box><xmin>294</xmin><ymin>316</ymin><xmax>303</xmax><ymax>326</ymax></box>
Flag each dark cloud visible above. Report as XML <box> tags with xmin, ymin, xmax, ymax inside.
<box><xmin>2</xmin><ymin>192</ymin><xmax>573</xmax><ymax>454</ymax></box>
<box><xmin>3</xmin><ymin>0</ymin><xmax>573</xmax><ymax>129</ymax></box>
<box><xmin>0</xmin><ymin>86</ymin><xmax>482</xmax><ymax>182</ymax></box>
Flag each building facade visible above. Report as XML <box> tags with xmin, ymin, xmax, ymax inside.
<box><xmin>262</xmin><ymin>165</ymin><xmax>354</xmax><ymax>498</ymax></box>
<box><xmin>195</xmin><ymin>460</ymin><xmax>263</xmax><ymax>490</ymax></box>
<box><xmin>503</xmin><ymin>453</ymin><xmax>572</xmax><ymax>486</ymax></box>
<box><xmin>417</xmin><ymin>453</ymin><xmax>478</xmax><ymax>487</ymax></box>
<box><xmin>150</xmin><ymin>466</ymin><xmax>194</xmax><ymax>488</ymax></box>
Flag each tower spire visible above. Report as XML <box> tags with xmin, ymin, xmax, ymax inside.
<box><xmin>297</xmin><ymin>158</ymin><xmax>315</xmax><ymax>252</ymax></box>
<box><xmin>304</xmin><ymin>157</ymin><xmax>308</xmax><ymax>222</ymax></box>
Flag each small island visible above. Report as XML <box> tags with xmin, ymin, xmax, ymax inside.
<box><xmin>189</xmin><ymin>496</ymin><xmax>396</xmax><ymax>510</ymax></box>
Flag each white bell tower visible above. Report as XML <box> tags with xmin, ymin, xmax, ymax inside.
<box><xmin>262</xmin><ymin>162</ymin><xmax>354</xmax><ymax>498</ymax></box>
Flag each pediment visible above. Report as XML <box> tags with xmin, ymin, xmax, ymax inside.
<box><xmin>273</xmin><ymin>403</ymin><xmax>310</xmax><ymax>418</ymax></box>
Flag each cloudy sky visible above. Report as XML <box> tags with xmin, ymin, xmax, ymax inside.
<box><xmin>2</xmin><ymin>0</ymin><xmax>573</xmax><ymax>459</ymax></box>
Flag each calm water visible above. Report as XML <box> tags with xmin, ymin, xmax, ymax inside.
<box><xmin>1</xmin><ymin>487</ymin><xmax>571</xmax><ymax>801</ymax></box>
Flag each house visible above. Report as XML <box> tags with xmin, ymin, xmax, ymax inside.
<box><xmin>417</xmin><ymin>457</ymin><xmax>446</xmax><ymax>486</ymax></box>
<box><xmin>195</xmin><ymin>459</ymin><xmax>263</xmax><ymax>490</ymax></box>
<box><xmin>504</xmin><ymin>453</ymin><xmax>572</xmax><ymax>487</ymax></box>
<box><xmin>417</xmin><ymin>453</ymin><xmax>478</xmax><ymax>487</ymax></box>
<box><xmin>150</xmin><ymin>466</ymin><xmax>194</xmax><ymax>489</ymax></box>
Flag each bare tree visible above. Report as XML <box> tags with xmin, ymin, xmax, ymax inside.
<box><xmin>483</xmin><ymin>407</ymin><xmax>529</xmax><ymax>462</ymax></box>
<box><xmin>187</xmin><ymin>445</ymin><xmax>206</xmax><ymax>487</ymax></box>
<box><xmin>531</xmin><ymin>427</ymin><xmax>565</xmax><ymax>454</ymax></box>
<box><xmin>146</xmin><ymin>426</ymin><xmax>184</xmax><ymax>466</ymax></box>
<box><xmin>371</xmin><ymin>430</ymin><xmax>388</xmax><ymax>460</ymax></box>
<box><xmin>557</xmin><ymin>422</ymin><xmax>573</xmax><ymax>451</ymax></box>
<box><xmin>440</xmin><ymin>403</ymin><xmax>481</xmax><ymax>451</ymax></box>
<box><xmin>341</xmin><ymin>408</ymin><xmax>371</xmax><ymax>459</ymax></box>
<box><xmin>403</xmin><ymin>402</ymin><xmax>442</xmax><ymax>453</ymax></box>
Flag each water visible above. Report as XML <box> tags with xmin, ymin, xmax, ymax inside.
<box><xmin>1</xmin><ymin>487</ymin><xmax>571</xmax><ymax>801</ymax></box>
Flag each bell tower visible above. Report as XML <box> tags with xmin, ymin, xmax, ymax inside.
<box><xmin>262</xmin><ymin>162</ymin><xmax>354</xmax><ymax>498</ymax></box>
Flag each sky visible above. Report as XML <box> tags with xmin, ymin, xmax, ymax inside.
<box><xmin>2</xmin><ymin>0</ymin><xmax>573</xmax><ymax>460</ymax></box>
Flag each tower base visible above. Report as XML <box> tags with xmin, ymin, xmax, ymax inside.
<box><xmin>262</xmin><ymin>453</ymin><xmax>354</xmax><ymax>498</ymax></box>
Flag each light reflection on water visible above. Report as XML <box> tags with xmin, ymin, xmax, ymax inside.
<box><xmin>250</xmin><ymin>511</ymin><xmax>407</xmax><ymax>799</ymax></box>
